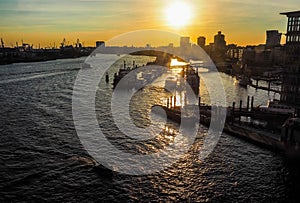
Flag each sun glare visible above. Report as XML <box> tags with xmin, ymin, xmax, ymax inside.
<box><xmin>165</xmin><ymin>2</ymin><xmax>192</xmax><ymax>29</ymax></box>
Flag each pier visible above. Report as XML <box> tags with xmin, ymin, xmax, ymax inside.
<box><xmin>157</xmin><ymin>89</ymin><xmax>300</xmax><ymax>158</ymax></box>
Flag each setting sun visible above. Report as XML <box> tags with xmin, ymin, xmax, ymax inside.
<box><xmin>165</xmin><ymin>2</ymin><xmax>192</xmax><ymax>29</ymax></box>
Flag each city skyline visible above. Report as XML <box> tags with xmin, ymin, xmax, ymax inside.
<box><xmin>1</xmin><ymin>0</ymin><xmax>300</xmax><ymax>47</ymax></box>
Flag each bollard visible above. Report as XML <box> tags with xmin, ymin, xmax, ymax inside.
<box><xmin>251</xmin><ymin>96</ymin><xmax>254</xmax><ymax>111</ymax></box>
<box><xmin>174</xmin><ymin>96</ymin><xmax>177</xmax><ymax>107</ymax></box>
<box><xmin>247</xmin><ymin>96</ymin><xmax>250</xmax><ymax>111</ymax></box>
<box><xmin>232</xmin><ymin>102</ymin><xmax>236</xmax><ymax>112</ymax></box>
<box><xmin>105</xmin><ymin>72</ymin><xmax>109</xmax><ymax>83</ymax></box>
<box><xmin>239</xmin><ymin>100</ymin><xmax>243</xmax><ymax>112</ymax></box>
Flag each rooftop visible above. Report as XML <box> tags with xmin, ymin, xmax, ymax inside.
<box><xmin>280</xmin><ymin>10</ymin><xmax>300</xmax><ymax>16</ymax></box>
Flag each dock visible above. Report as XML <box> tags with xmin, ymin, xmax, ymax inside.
<box><xmin>156</xmin><ymin>96</ymin><xmax>300</xmax><ymax>158</ymax></box>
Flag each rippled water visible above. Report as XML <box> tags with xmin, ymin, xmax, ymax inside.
<box><xmin>0</xmin><ymin>56</ymin><xmax>299</xmax><ymax>202</ymax></box>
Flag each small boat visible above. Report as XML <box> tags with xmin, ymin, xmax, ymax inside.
<box><xmin>164</xmin><ymin>76</ymin><xmax>177</xmax><ymax>92</ymax></box>
<box><xmin>237</xmin><ymin>76</ymin><xmax>251</xmax><ymax>87</ymax></box>
<box><xmin>82</xmin><ymin>62</ymin><xmax>92</xmax><ymax>69</ymax></box>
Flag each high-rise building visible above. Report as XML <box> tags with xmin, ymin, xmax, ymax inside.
<box><xmin>180</xmin><ymin>37</ymin><xmax>191</xmax><ymax>48</ymax></box>
<box><xmin>214</xmin><ymin>31</ymin><xmax>226</xmax><ymax>50</ymax></box>
<box><xmin>280</xmin><ymin>11</ymin><xmax>300</xmax><ymax>112</ymax></box>
<box><xmin>266</xmin><ymin>30</ymin><xmax>282</xmax><ymax>47</ymax></box>
<box><xmin>197</xmin><ymin>36</ymin><xmax>206</xmax><ymax>48</ymax></box>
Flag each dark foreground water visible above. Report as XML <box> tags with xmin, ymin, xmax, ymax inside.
<box><xmin>0</xmin><ymin>56</ymin><xmax>299</xmax><ymax>202</ymax></box>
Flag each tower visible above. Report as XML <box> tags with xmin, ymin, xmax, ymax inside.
<box><xmin>180</xmin><ymin>37</ymin><xmax>191</xmax><ymax>49</ymax></box>
<box><xmin>197</xmin><ymin>36</ymin><xmax>206</xmax><ymax>48</ymax></box>
<box><xmin>214</xmin><ymin>31</ymin><xmax>226</xmax><ymax>51</ymax></box>
<box><xmin>266</xmin><ymin>30</ymin><xmax>282</xmax><ymax>47</ymax></box>
<box><xmin>280</xmin><ymin>11</ymin><xmax>300</xmax><ymax>113</ymax></box>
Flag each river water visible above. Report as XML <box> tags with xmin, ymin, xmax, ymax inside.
<box><xmin>0</xmin><ymin>55</ymin><xmax>299</xmax><ymax>202</ymax></box>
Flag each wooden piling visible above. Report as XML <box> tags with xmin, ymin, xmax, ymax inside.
<box><xmin>239</xmin><ymin>100</ymin><xmax>243</xmax><ymax>112</ymax></box>
<box><xmin>251</xmin><ymin>96</ymin><xmax>254</xmax><ymax>111</ymax></box>
<box><xmin>105</xmin><ymin>72</ymin><xmax>109</xmax><ymax>83</ymax></box>
<box><xmin>167</xmin><ymin>98</ymin><xmax>169</xmax><ymax>108</ymax></box>
<box><xmin>174</xmin><ymin>96</ymin><xmax>177</xmax><ymax>107</ymax></box>
<box><xmin>247</xmin><ymin>96</ymin><xmax>250</xmax><ymax>111</ymax></box>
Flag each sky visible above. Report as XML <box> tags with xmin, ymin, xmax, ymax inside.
<box><xmin>1</xmin><ymin>0</ymin><xmax>300</xmax><ymax>47</ymax></box>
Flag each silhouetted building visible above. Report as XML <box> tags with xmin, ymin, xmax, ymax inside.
<box><xmin>180</xmin><ymin>37</ymin><xmax>191</xmax><ymax>48</ymax></box>
<box><xmin>197</xmin><ymin>36</ymin><xmax>206</xmax><ymax>48</ymax></box>
<box><xmin>227</xmin><ymin>44</ymin><xmax>243</xmax><ymax>61</ymax></box>
<box><xmin>280</xmin><ymin>11</ymin><xmax>300</xmax><ymax>112</ymax></box>
<box><xmin>96</xmin><ymin>41</ymin><xmax>105</xmax><ymax>47</ymax></box>
<box><xmin>241</xmin><ymin>42</ymin><xmax>284</xmax><ymax>73</ymax></box>
<box><xmin>266</xmin><ymin>30</ymin><xmax>282</xmax><ymax>47</ymax></box>
<box><xmin>214</xmin><ymin>31</ymin><xmax>226</xmax><ymax>51</ymax></box>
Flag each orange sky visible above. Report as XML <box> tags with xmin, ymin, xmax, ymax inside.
<box><xmin>1</xmin><ymin>0</ymin><xmax>299</xmax><ymax>48</ymax></box>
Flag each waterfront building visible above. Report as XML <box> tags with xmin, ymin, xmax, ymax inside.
<box><xmin>180</xmin><ymin>37</ymin><xmax>191</xmax><ymax>48</ymax></box>
<box><xmin>226</xmin><ymin>44</ymin><xmax>243</xmax><ymax>61</ymax></box>
<box><xmin>266</xmin><ymin>30</ymin><xmax>282</xmax><ymax>47</ymax></box>
<box><xmin>197</xmin><ymin>36</ymin><xmax>206</xmax><ymax>48</ymax></box>
<box><xmin>241</xmin><ymin>43</ymin><xmax>284</xmax><ymax>73</ymax></box>
<box><xmin>280</xmin><ymin>11</ymin><xmax>300</xmax><ymax>113</ymax></box>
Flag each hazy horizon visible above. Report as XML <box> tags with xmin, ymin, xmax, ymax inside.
<box><xmin>1</xmin><ymin>0</ymin><xmax>300</xmax><ymax>47</ymax></box>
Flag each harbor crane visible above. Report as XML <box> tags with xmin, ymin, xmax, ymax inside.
<box><xmin>1</xmin><ymin>38</ymin><xmax>4</xmax><ymax>48</ymax></box>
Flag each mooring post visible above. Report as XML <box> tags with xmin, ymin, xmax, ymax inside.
<box><xmin>239</xmin><ymin>100</ymin><xmax>243</xmax><ymax>112</ymax></box>
<box><xmin>174</xmin><ymin>96</ymin><xmax>177</xmax><ymax>107</ymax></box>
<box><xmin>167</xmin><ymin>98</ymin><xmax>169</xmax><ymax>108</ymax></box>
<box><xmin>199</xmin><ymin>97</ymin><xmax>201</xmax><ymax>107</ymax></box>
<box><xmin>251</xmin><ymin>96</ymin><xmax>254</xmax><ymax>112</ymax></box>
<box><xmin>232</xmin><ymin>102</ymin><xmax>236</xmax><ymax>112</ymax></box>
<box><xmin>247</xmin><ymin>96</ymin><xmax>250</xmax><ymax>111</ymax></box>
<box><xmin>256</xmin><ymin>79</ymin><xmax>259</xmax><ymax>88</ymax></box>
<box><xmin>105</xmin><ymin>72</ymin><xmax>109</xmax><ymax>83</ymax></box>
<box><xmin>232</xmin><ymin>102</ymin><xmax>236</xmax><ymax>124</ymax></box>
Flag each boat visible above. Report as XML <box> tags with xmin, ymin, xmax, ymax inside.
<box><xmin>82</xmin><ymin>62</ymin><xmax>92</xmax><ymax>69</ymax></box>
<box><xmin>164</xmin><ymin>76</ymin><xmax>177</xmax><ymax>92</ymax></box>
<box><xmin>237</xmin><ymin>75</ymin><xmax>251</xmax><ymax>87</ymax></box>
